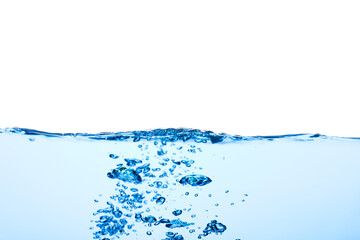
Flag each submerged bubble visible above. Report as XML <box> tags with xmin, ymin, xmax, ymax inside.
<box><xmin>172</xmin><ymin>209</ymin><xmax>182</xmax><ymax>216</ymax></box>
<box><xmin>136</xmin><ymin>163</ymin><xmax>150</xmax><ymax>174</ymax></box>
<box><xmin>157</xmin><ymin>149</ymin><xmax>167</xmax><ymax>156</ymax></box>
<box><xmin>179</xmin><ymin>174</ymin><xmax>212</xmax><ymax>187</ymax></box>
<box><xmin>158</xmin><ymin>218</ymin><xmax>170</xmax><ymax>224</ymax></box>
<box><xmin>124</xmin><ymin>158</ymin><xmax>143</xmax><ymax>167</ymax></box>
<box><xmin>156</xmin><ymin>197</ymin><xmax>166</xmax><ymax>205</ymax></box>
<box><xmin>164</xmin><ymin>232</ymin><xmax>184</xmax><ymax>240</ymax></box>
<box><xmin>165</xmin><ymin>219</ymin><xmax>194</xmax><ymax>229</ymax></box>
<box><xmin>109</xmin><ymin>154</ymin><xmax>119</xmax><ymax>159</ymax></box>
<box><xmin>198</xmin><ymin>220</ymin><xmax>227</xmax><ymax>238</ymax></box>
<box><xmin>143</xmin><ymin>215</ymin><xmax>157</xmax><ymax>224</ymax></box>
<box><xmin>107</xmin><ymin>167</ymin><xmax>142</xmax><ymax>184</ymax></box>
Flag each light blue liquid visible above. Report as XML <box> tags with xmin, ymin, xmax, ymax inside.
<box><xmin>0</xmin><ymin>128</ymin><xmax>359</xmax><ymax>240</ymax></box>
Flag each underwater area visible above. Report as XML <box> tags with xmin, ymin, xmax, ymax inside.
<box><xmin>0</xmin><ymin>128</ymin><xmax>359</xmax><ymax>240</ymax></box>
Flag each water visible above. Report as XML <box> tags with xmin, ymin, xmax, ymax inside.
<box><xmin>0</xmin><ymin>128</ymin><xmax>360</xmax><ymax>240</ymax></box>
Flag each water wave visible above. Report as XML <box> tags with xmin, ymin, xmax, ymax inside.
<box><xmin>0</xmin><ymin>127</ymin><xmax>342</xmax><ymax>143</ymax></box>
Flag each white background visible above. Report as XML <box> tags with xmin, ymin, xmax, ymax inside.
<box><xmin>0</xmin><ymin>0</ymin><xmax>359</xmax><ymax>137</ymax></box>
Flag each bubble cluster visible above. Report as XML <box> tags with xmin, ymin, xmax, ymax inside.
<box><xmin>91</xmin><ymin>133</ymin><xmax>244</xmax><ymax>239</ymax></box>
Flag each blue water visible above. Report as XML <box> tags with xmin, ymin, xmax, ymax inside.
<box><xmin>0</xmin><ymin>128</ymin><xmax>360</xmax><ymax>240</ymax></box>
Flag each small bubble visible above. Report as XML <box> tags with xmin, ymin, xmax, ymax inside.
<box><xmin>179</xmin><ymin>174</ymin><xmax>212</xmax><ymax>187</ymax></box>
<box><xmin>156</xmin><ymin>197</ymin><xmax>166</xmax><ymax>205</ymax></box>
<box><xmin>215</xmin><ymin>203</ymin><xmax>219</xmax><ymax>206</ymax></box>
<box><xmin>172</xmin><ymin>209</ymin><xmax>183</xmax><ymax>216</ymax></box>
<box><xmin>29</xmin><ymin>138</ymin><xmax>35</xmax><ymax>142</ymax></box>
<box><xmin>244</xmin><ymin>194</ymin><xmax>248</xmax><ymax>197</ymax></box>
<box><xmin>146</xmin><ymin>231</ymin><xmax>152</xmax><ymax>235</ymax></box>
<box><xmin>194</xmin><ymin>193</ymin><xmax>198</xmax><ymax>197</ymax></box>
<box><xmin>225</xmin><ymin>190</ymin><xmax>229</xmax><ymax>193</ymax></box>
<box><xmin>138</xmin><ymin>145</ymin><xmax>142</xmax><ymax>148</ymax></box>
<box><xmin>241</xmin><ymin>199</ymin><xmax>245</xmax><ymax>202</ymax></box>
<box><xmin>208</xmin><ymin>194</ymin><xmax>212</xmax><ymax>197</ymax></box>
<box><xmin>231</xmin><ymin>203</ymin><xmax>234</xmax><ymax>206</ymax></box>
<box><xmin>185</xmin><ymin>192</ymin><xmax>189</xmax><ymax>196</ymax></box>
<box><xmin>189</xmin><ymin>229</ymin><xmax>195</xmax><ymax>233</ymax></box>
<box><xmin>191</xmin><ymin>214</ymin><xmax>196</xmax><ymax>218</ymax></box>
<box><xmin>94</xmin><ymin>199</ymin><xmax>99</xmax><ymax>203</ymax></box>
<box><xmin>109</xmin><ymin>154</ymin><xmax>119</xmax><ymax>159</ymax></box>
